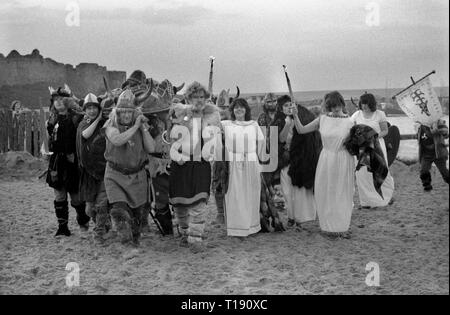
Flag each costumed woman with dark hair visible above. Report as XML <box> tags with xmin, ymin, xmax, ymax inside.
<box><xmin>292</xmin><ymin>91</ymin><xmax>355</xmax><ymax>238</ymax></box>
<box><xmin>222</xmin><ymin>98</ymin><xmax>265</xmax><ymax>237</ymax></box>
<box><xmin>278</xmin><ymin>95</ymin><xmax>322</xmax><ymax>228</ymax></box>
<box><xmin>351</xmin><ymin>93</ymin><xmax>394</xmax><ymax>208</ymax></box>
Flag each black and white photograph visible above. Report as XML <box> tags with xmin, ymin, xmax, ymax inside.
<box><xmin>0</xmin><ymin>0</ymin><xmax>448</xmax><ymax>299</ymax></box>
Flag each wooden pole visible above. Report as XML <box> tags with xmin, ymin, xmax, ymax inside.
<box><xmin>25</xmin><ymin>111</ymin><xmax>32</xmax><ymax>154</ymax></box>
<box><xmin>17</xmin><ymin>113</ymin><xmax>25</xmax><ymax>151</ymax></box>
<box><xmin>0</xmin><ymin>110</ymin><xmax>5</xmax><ymax>153</ymax></box>
<box><xmin>39</xmin><ymin>108</ymin><xmax>49</xmax><ymax>155</ymax></box>
<box><xmin>32</xmin><ymin>110</ymin><xmax>40</xmax><ymax>157</ymax></box>
<box><xmin>5</xmin><ymin>110</ymin><xmax>11</xmax><ymax>152</ymax></box>
<box><xmin>208</xmin><ymin>56</ymin><xmax>215</xmax><ymax>100</ymax></box>
<box><xmin>392</xmin><ymin>70</ymin><xmax>436</xmax><ymax>99</ymax></box>
<box><xmin>282</xmin><ymin>65</ymin><xmax>295</xmax><ymax>102</ymax></box>
<box><xmin>12</xmin><ymin>114</ymin><xmax>19</xmax><ymax>151</ymax></box>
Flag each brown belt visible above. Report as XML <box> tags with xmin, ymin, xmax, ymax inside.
<box><xmin>108</xmin><ymin>161</ymin><xmax>146</xmax><ymax>175</ymax></box>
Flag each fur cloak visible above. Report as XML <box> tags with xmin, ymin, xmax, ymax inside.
<box><xmin>287</xmin><ymin>105</ymin><xmax>322</xmax><ymax>190</ymax></box>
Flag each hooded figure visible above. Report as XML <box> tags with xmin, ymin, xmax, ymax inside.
<box><xmin>103</xmin><ymin>89</ymin><xmax>156</xmax><ymax>246</ymax></box>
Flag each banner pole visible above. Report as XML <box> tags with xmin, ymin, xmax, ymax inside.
<box><xmin>392</xmin><ymin>70</ymin><xmax>436</xmax><ymax>100</ymax></box>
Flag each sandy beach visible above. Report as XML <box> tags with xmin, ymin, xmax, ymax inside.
<box><xmin>0</xmin><ymin>152</ymin><xmax>448</xmax><ymax>295</ymax></box>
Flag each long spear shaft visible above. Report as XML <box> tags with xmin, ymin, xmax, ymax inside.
<box><xmin>208</xmin><ymin>56</ymin><xmax>215</xmax><ymax>99</ymax></box>
<box><xmin>103</xmin><ymin>76</ymin><xmax>113</xmax><ymax>99</ymax></box>
<box><xmin>282</xmin><ymin>65</ymin><xmax>295</xmax><ymax>102</ymax></box>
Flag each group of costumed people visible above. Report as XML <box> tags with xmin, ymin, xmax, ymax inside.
<box><xmin>44</xmin><ymin>69</ymin><xmax>449</xmax><ymax>253</ymax></box>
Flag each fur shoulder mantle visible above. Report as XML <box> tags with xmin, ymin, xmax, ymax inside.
<box><xmin>169</xmin><ymin>103</ymin><xmax>221</xmax><ymax>129</ymax></box>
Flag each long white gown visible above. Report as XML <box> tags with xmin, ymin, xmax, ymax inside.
<box><xmin>351</xmin><ymin>110</ymin><xmax>395</xmax><ymax>207</ymax></box>
<box><xmin>222</xmin><ymin>120</ymin><xmax>264</xmax><ymax>237</ymax></box>
<box><xmin>315</xmin><ymin>115</ymin><xmax>355</xmax><ymax>233</ymax></box>
<box><xmin>280</xmin><ymin>126</ymin><xmax>317</xmax><ymax>223</ymax></box>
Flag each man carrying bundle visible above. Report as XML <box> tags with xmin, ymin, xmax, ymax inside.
<box><xmin>76</xmin><ymin>93</ymin><xmax>112</xmax><ymax>243</ymax></box>
<box><xmin>103</xmin><ymin>89</ymin><xmax>156</xmax><ymax>246</ymax></box>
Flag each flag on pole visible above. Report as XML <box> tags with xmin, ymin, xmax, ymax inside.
<box><xmin>395</xmin><ymin>76</ymin><xmax>443</xmax><ymax>127</ymax></box>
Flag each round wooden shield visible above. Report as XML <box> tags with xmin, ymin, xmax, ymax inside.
<box><xmin>384</xmin><ymin>124</ymin><xmax>401</xmax><ymax>166</ymax></box>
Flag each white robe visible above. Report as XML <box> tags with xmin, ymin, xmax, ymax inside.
<box><xmin>351</xmin><ymin>110</ymin><xmax>395</xmax><ymax>207</ymax></box>
<box><xmin>222</xmin><ymin>120</ymin><xmax>264</xmax><ymax>237</ymax></box>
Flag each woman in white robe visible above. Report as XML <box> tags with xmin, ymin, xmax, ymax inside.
<box><xmin>222</xmin><ymin>98</ymin><xmax>265</xmax><ymax>237</ymax></box>
<box><xmin>351</xmin><ymin>93</ymin><xmax>394</xmax><ymax>208</ymax></box>
<box><xmin>292</xmin><ymin>91</ymin><xmax>355</xmax><ymax>238</ymax></box>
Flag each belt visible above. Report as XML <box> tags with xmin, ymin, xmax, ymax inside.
<box><xmin>108</xmin><ymin>161</ymin><xmax>146</xmax><ymax>175</ymax></box>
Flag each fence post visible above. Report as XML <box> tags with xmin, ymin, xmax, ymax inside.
<box><xmin>25</xmin><ymin>111</ymin><xmax>32</xmax><ymax>154</ymax></box>
<box><xmin>39</xmin><ymin>108</ymin><xmax>49</xmax><ymax>156</ymax></box>
<box><xmin>5</xmin><ymin>110</ymin><xmax>11</xmax><ymax>152</ymax></box>
<box><xmin>17</xmin><ymin>112</ymin><xmax>25</xmax><ymax>151</ymax></box>
<box><xmin>0</xmin><ymin>110</ymin><xmax>4</xmax><ymax>153</ymax></box>
<box><xmin>32</xmin><ymin>110</ymin><xmax>40</xmax><ymax>157</ymax></box>
<box><xmin>12</xmin><ymin>113</ymin><xmax>19</xmax><ymax>151</ymax></box>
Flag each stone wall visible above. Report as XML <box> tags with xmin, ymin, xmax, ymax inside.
<box><xmin>0</xmin><ymin>49</ymin><xmax>126</xmax><ymax>109</ymax></box>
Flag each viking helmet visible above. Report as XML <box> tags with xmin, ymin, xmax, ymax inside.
<box><xmin>116</xmin><ymin>89</ymin><xmax>136</xmax><ymax>111</ymax></box>
<box><xmin>83</xmin><ymin>93</ymin><xmax>100</xmax><ymax>110</ymax></box>
<box><xmin>48</xmin><ymin>85</ymin><xmax>71</xmax><ymax>98</ymax></box>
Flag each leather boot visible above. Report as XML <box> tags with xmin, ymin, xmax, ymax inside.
<box><xmin>54</xmin><ymin>200</ymin><xmax>71</xmax><ymax>237</ymax></box>
<box><xmin>72</xmin><ymin>202</ymin><xmax>90</xmax><ymax>230</ymax></box>
<box><xmin>155</xmin><ymin>205</ymin><xmax>174</xmax><ymax>235</ymax></box>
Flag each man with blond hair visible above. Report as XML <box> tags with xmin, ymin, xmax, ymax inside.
<box><xmin>168</xmin><ymin>81</ymin><xmax>221</xmax><ymax>253</ymax></box>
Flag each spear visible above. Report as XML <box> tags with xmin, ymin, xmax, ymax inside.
<box><xmin>208</xmin><ymin>56</ymin><xmax>215</xmax><ymax>99</ymax></box>
<box><xmin>282</xmin><ymin>65</ymin><xmax>295</xmax><ymax>103</ymax></box>
<box><xmin>103</xmin><ymin>76</ymin><xmax>113</xmax><ymax>99</ymax></box>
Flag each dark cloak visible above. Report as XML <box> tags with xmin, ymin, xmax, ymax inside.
<box><xmin>287</xmin><ymin>105</ymin><xmax>322</xmax><ymax>190</ymax></box>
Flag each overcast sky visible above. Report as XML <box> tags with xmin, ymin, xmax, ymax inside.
<box><xmin>1</xmin><ymin>0</ymin><xmax>449</xmax><ymax>93</ymax></box>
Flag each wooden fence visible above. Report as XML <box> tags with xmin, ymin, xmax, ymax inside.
<box><xmin>0</xmin><ymin>109</ymin><xmax>50</xmax><ymax>157</ymax></box>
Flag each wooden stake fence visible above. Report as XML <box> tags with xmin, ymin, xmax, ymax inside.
<box><xmin>0</xmin><ymin>109</ymin><xmax>50</xmax><ymax>157</ymax></box>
